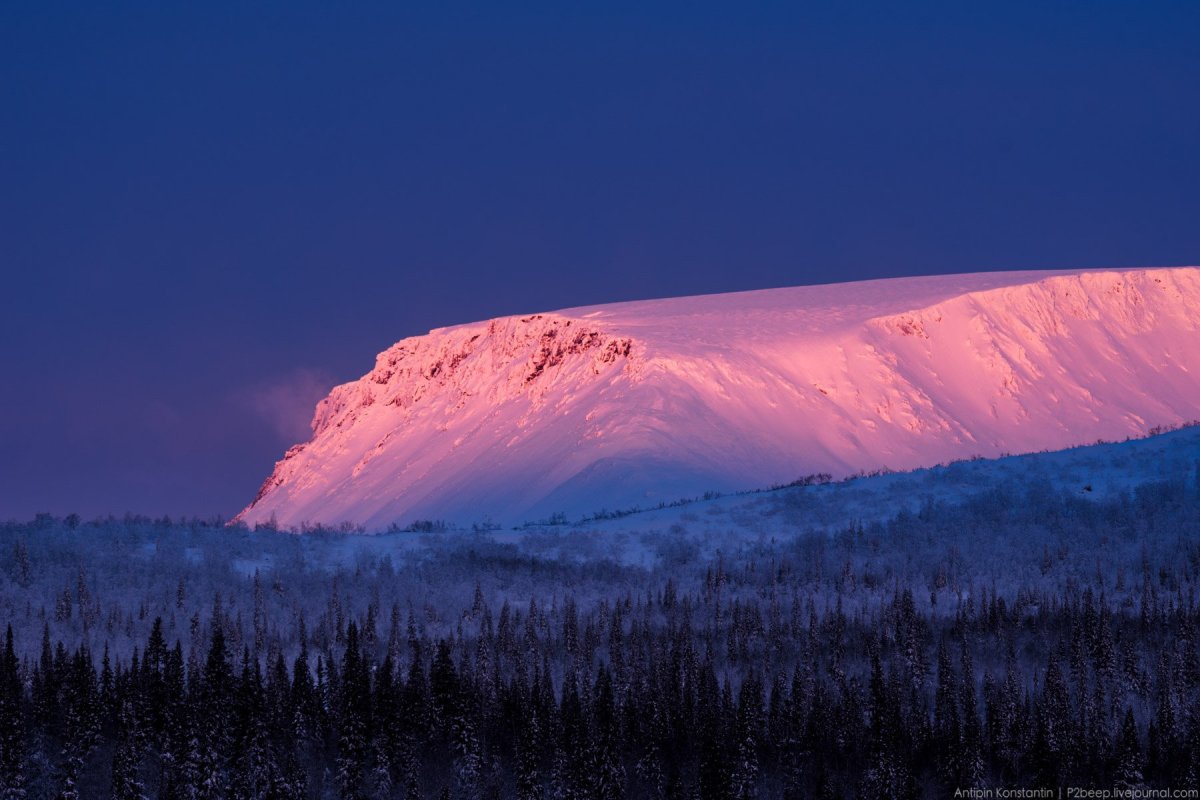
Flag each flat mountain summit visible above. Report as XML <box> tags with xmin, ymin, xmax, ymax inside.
<box><xmin>238</xmin><ymin>266</ymin><xmax>1200</xmax><ymax>529</ymax></box>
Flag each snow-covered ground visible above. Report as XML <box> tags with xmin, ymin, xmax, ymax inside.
<box><xmin>531</xmin><ymin>421</ymin><xmax>1200</xmax><ymax>565</ymax></box>
<box><xmin>239</xmin><ymin>266</ymin><xmax>1200</xmax><ymax>529</ymax></box>
<box><xmin>239</xmin><ymin>422</ymin><xmax>1200</xmax><ymax>572</ymax></box>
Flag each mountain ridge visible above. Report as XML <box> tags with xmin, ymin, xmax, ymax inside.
<box><xmin>238</xmin><ymin>266</ymin><xmax>1200</xmax><ymax>528</ymax></box>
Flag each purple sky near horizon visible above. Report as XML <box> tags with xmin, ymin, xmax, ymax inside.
<box><xmin>2</xmin><ymin>1</ymin><xmax>1198</xmax><ymax>520</ymax></box>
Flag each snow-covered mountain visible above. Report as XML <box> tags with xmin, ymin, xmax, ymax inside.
<box><xmin>238</xmin><ymin>266</ymin><xmax>1200</xmax><ymax>529</ymax></box>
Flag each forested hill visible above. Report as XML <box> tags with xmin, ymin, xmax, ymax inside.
<box><xmin>564</xmin><ymin>420</ymin><xmax>1200</xmax><ymax>543</ymax></box>
<box><xmin>2</xmin><ymin>426</ymin><xmax>1200</xmax><ymax>796</ymax></box>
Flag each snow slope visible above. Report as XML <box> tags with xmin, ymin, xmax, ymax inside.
<box><xmin>556</xmin><ymin>422</ymin><xmax>1200</xmax><ymax>554</ymax></box>
<box><xmin>238</xmin><ymin>266</ymin><xmax>1200</xmax><ymax>529</ymax></box>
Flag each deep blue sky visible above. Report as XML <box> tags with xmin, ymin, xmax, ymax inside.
<box><xmin>2</xmin><ymin>1</ymin><xmax>1198</xmax><ymax>520</ymax></box>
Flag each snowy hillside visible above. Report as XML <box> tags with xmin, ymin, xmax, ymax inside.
<box><xmin>8</xmin><ymin>426</ymin><xmax>1200</xmax><ymax>796</ymax></box>
<box><xmin>238</xmin><ymin>267</ymin><xmax>1200</xmax><ymax>529</ymax></box>
<box><xmin>540</xmin><ymin>421</ymin><xmax>1200</xmax><ymax>566</ymax></box>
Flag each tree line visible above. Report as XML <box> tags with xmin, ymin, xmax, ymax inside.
<box><xmin>2</xmin><ymin>575</ymin><xmax>1199</xmax><ymax>799</ymax></box>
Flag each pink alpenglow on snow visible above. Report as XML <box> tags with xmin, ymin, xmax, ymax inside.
<box><xmin>237</xmin><ymin>267</ymin><xmax>1200</xmax><ymax>529</ymax></box>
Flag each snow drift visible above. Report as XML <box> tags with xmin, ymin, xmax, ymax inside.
<box><xmin>237</xmin><ymin>266</ymin><xmax>1200</xmax><ymax>528</ymax></box>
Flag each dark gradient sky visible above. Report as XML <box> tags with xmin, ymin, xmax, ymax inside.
<box><xmin>2</xmin><ymin>1</ymin><xmax>1198</xmax><ymax>520</ymax></box>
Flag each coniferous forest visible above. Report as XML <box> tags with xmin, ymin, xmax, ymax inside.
<box><xmin>3</xmin><ymin>468</ymin><xmax>1200</xmax><ymax>798</ymax></box>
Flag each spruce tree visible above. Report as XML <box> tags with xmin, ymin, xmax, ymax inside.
<box><xmin>0</xmin><ymin>626</ymin><xmax>26</xmax><ymax>800</ymax></box>
<box><xmin>1114</xmin><ymin>708</ymin><xmax>1144</xmax><ymax>789</ymax></box>
<box><xmin>111</xmin><ymin>700</ymin><xmax>147</xmax><ymax>800</ymax></box>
